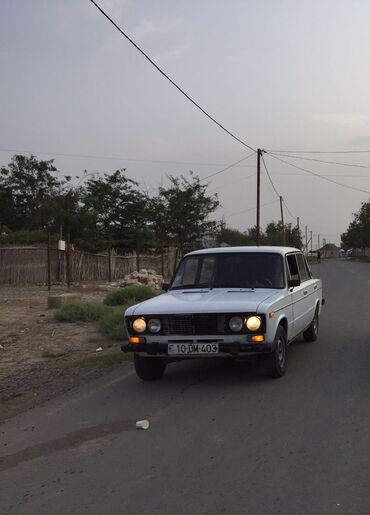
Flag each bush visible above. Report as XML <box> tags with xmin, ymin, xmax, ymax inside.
<box><xmin>104</xmin><ymin>285</ymin><xmax>159</xmax><ymax>306</ymax></box>
<box><xmin>98</xmin><ymin>306</ymin><xmax>128</xmax><ymax>340</ymax></box>
<box><xmin>55</xmin><ymin>302</ymin><xmax>109</xmax><ymax>322</ymax></box>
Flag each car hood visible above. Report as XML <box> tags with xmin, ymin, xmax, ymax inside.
<box><xmin>126</xmin><ymin>289</ymin><xmax>282</xmax><ymax>316</ymax></box>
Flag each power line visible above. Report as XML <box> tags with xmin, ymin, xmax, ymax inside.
<box><xmin>261</xmin><ymin>154</ymin><xmax>280</xmax><ymax>199</ymax></box>
<box><xmin>266</xmin><ymin>153</ymin><xmax>370</xmax><ymax>195</ymax></box>
<box><xmin>266</xmin><ymin>149</ymin><xmax>370</xmax><ymax>154</ymax></box>
<box><xmin>269</xmin><ymin>152</ymin><xmax>370</xmax><ymax>171</ymax></box>
<box><xmin>225</xmin><ymin>199</ymin><xmax>278</xmax><ymax>219</ymax></box>
<box><xmin>200</xmin><ymin>151</ymin><xmax>256</xmax><ymax>182</ymax></box>
<box><xmin>208</xmin><ymin>172</ymin><xmax>256</xmax><ymax>192</ymax></box>
<box><xmin>0</xmin><ymin>147</ymin><xmax>255</xmax><ymax>168</ymax></box>
<box><xmin>89</xmin><ymin>0</ymin><xmax>256</xmax><ymax>153</ymax></box>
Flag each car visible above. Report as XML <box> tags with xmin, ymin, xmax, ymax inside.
<box><xmin>122</xmin><ymin>246</ymin><xmax>324</xmax><ymax>380</ymax></box>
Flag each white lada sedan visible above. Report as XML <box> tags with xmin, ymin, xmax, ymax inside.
<box><xmin>122</xmin><ymin>247</ymin><xmax>324</xmax><ymax>380</ymax></box>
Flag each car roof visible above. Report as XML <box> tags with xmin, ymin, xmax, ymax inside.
<box><xmin>186</xmin><ymin>246</ymin><xmax>301</xmax><ymax>257</ymax></box>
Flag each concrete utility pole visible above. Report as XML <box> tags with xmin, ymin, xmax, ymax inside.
<box><xmin>317</xmin><ymin>234</ymin><xmax>320</xmax><ymax>251</ymax></box>
<box><xmin>256</xmin><ymin>149</ymin><xmax>262</xmax><ymax>246</ymax></box>
<box><xmin>310</xmin><ymin>230</ymin><xmax>313</xmax><ymax>253</ymax></box>
<box><xmin>297</xmin><ymin>217</ymin><xmax>300</xmax><ymax>232</ymax></box>
<box><xmin>280</xmin><ymin>196</ymin><xmax>286</xmax><ymax>245</ymax></box>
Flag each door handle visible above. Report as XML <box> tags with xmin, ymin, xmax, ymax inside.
<box><xmin>303</xmin><ymin>290</ymin><xmax>308</xmax><ymax>295</ymax></box>
<box><xmin>314</xmin><ymin>285</ymin><xmax>317</xmax><ymax>290</ymax></box>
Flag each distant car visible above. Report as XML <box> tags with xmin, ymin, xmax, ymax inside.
<box><xmin>122</xmin><ymin>247</ymin><xmax>324</xmax><ymax>380</ymax></box>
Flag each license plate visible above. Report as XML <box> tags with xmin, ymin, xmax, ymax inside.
<box><xmin>168</xmin><ymin>343</ymin><xmax>219</xmax><ymax>355</ymax></box>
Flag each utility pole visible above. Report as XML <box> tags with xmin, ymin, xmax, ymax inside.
<box><xmin>256</xmin><ymin>149</ymin><xmax>262</xmax><ymax>246</ymax></box>
<box><xmin>280</xmin><ymin>196</ymin><xmax>286</xmax><ymax>245</ymax></box>
<box><xmin>317</xmin><ymin>234</ymin><xmax>320</xmax><ymax>251</ymax></box>
<box><xmin>310</xmin><ymin>230</ymin><xmax>313</xmax><ymax>253</ymax></box>
<box><xmin>305</xmin><ymin>225</ymin><xmax>308</xmax><ymax>256</ymax></box>
<box><xmin>297</xmin><ymin>217</ymin><xmax>300</xmax><ymax>232</ymax></box>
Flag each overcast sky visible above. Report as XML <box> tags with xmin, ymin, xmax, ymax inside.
<box><xmin>2</xmin><ymin>0</ymin><xmax>370</xmax><ymax>246</ymax></box>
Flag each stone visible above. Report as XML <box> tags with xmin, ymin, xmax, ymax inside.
<box><xmin>47</xmin><ymin>293</ymin><xmax>81</xmax><ymax>309</ymax></box>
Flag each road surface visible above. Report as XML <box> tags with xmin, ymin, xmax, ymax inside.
<box><xmin>1</xmin><ymin>259</ymin><xmax>370</xmax><ymax>515</ymax></box>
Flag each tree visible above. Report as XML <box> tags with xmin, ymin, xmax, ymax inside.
<box><xmin>81</xmin><ymin>170</ymin><xmax>150</xmax><ymax>252</ymax></box>
<box><xmin>157</xmin><ymin>173</ymin><xmax>220</xmax><ymax>253</ymax></box>
<box><xmin>216</xmin><ymin>226</ymin><xmax>255</xmax><ymax>246</ymax></box>
<box><xmin>0</xmin><ymin>154</ymin><xmax>60</xmax><ymax>230</ymax></box>
<box><xmin>341</xmin><ymin>200</ymin><xmax>370</xmax><ymax>250</ymax></box>
<box><xmin>264</xmin><ymin>221</ymin><xmax>302</xmax><ymax>248</ymax></box>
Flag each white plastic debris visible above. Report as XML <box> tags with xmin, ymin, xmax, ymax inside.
<box><xmin>136</xmin><ymin>419</ymin><xmax>150</xmax><ymax>430</ymax></box>
<box><xmin>95</xmin><ymin>347</ymin><xmax>103</xmax><ymax>352</ymax></box>
<box><xmin>0</xmin><ymin>344</ymin><xmax>4</xmax><ymax>350</ymax></box>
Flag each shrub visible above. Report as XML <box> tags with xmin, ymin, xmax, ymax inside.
<box><xmin>104</xmin><ymin>285</ymin><xmax>159</xmax><ymax>306</ymax></box>
<box><xmin>55</xmin><ymin>302</ymin><xmax>109</xmax><ymax>322</ymax></box>
<box><xmin>98</xmin><ymin>306</ymin><xmax>128</xmax><ymax>340</ymax></box>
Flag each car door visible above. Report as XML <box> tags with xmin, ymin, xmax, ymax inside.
<box><xmin>296</xmin><ymin>253</ymin><xmax>317</xmax><ymax>330</ymax></box>
<box><xmin>286</xmin><ymin>253</ymin><xmax>309</xmax><ymax>338</ymax></box>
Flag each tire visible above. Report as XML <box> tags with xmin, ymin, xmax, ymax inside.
<box><xmin>303</xmin><ymin>309</ymin><xmax>319</xmax><ymax>342</ymax></box>
<box><xmin>134</xmin><ymin>354</ymin><xmax>166</xmax><ymax>381</ymax></box>
<box><xmin>264</xmin><ymin>326</ymin><xmax>287</xmax><ymax>378</ymax></box>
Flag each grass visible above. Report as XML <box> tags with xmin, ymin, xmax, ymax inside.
<box><xmin>42</xmin><ymin>350</ymin><xmax>69</xmax><ymax>359</ymax></box>
<box><xmin>58</xmin><ymin>351</ymin><xmax>131</xmax><ymax>370</ymax></box>
<box><xmin>55</xmin><ymin>301</ymin><xmax>131</xmax><ymax>341</ymax></box>
<box><xmin>55</xmin><ymin>301</ymin><xmax>110</xmax><ymax>322</ymax></box>
<box><xmin>104</xmin><ymin>285</ymin><xmax>159</xmax><ymax>306</ymax></box>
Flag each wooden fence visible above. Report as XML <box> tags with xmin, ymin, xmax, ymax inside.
<box><xmin>0</xmin><ymin>245</ymin><xmax>177</xmax><ymax>285</ymax></box>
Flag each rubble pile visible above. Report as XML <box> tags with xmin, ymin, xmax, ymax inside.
<box><xmin>120</xmin><ymin>269</ymin><xmax>163</xmax><ymax>290</ymax></box>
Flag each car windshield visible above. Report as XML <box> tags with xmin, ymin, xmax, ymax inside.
<box><xmin>171</xmin><ymin>252</ymin><xmax>285</xmax><ymax>289</ymax></box>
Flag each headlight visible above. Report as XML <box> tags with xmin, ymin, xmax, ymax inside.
<box><xmin>148</xmin><ymin>318</ymin><xmax>161</xmax><ymax>333</ymax></box>
<box><xmin>245</xmin><ymin>316</ymin><xmax>262</xmax><ymax>331</ymax></box>
<box><xmin>229</xmin><ymin>316</ymin><xmax>244</xmax><ymax>332</ymax></box>
<box><xmin>132</xmin><ymin>318</ymin><xmax>146</xmax><ymax>333</ymax></box>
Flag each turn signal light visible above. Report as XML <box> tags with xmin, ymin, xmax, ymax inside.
<box><xmin>129</xmin><ymin>336</ymin><xmax>146</xmax><ymax>344</ymax></box>
<box><xmin>251</xmin><ymin>335</ymin><xmax>265</xmax><ymax>343</ymax></box>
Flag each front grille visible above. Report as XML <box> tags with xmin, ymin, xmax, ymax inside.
<box><xmin>162</xmin><ymin>314</ymin><xmax>219</xmax><ymax>335</ymax></box>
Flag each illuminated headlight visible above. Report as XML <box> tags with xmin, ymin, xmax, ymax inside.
<box><xmin>148</xmin><ymin>318</ymin><xmax>161</xmax><ymax>333</ymax></box>
<box><xmin>245</xmin><ymin>316</ymin><xmax>262</xmax><ymax>331</ymax></box>
<box><xmin>229</xmin><ymin>316</ymin><xmax>244</xmax><ymax>332</ymax></box>
<box><xmin>132</xmin><ymin>318</ymin><xmax>146</xmax><ymax>333</ymax></box>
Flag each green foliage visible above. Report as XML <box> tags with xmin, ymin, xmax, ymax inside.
<box><xmin>98</xmin><ymin>307</ymin><xmax>127</xmax><ymax>340</ymax></box>
<box><xmin>341</xmin><ymin>200</ymin><xmax>370</xmax><ymax>249</ymax></box>
<box><xmin>104</xmin><ymin>285</ymin><xmax>159</xmax><ymax>306</ymax></box>
<box><xmin>217</xmin><ymin>227</ymin><xmax>254</xmax><ymax>246</ymax></box>
<box><xmin>54</xmin><ymin>301</ymin><xmax>130</xmax><ymax>341</ymax></box>
<box><xmin>155</xmin><ymin>173</ymin><xmax>220</xmax><ymax>249</ymax></box>
<box><xmin>0</xmin><ymin>154</ymin><xmax>60</xmax><ymax>231</ymax></box>
<box><xmin>264</xmin><ymin>221</ymin><xmax>302</xmax><ymax>248</ymax></box>
<box><xmin>55</xmin><ymin>302</ymin><xmax>109</xmax><ymax>322</ymax></box>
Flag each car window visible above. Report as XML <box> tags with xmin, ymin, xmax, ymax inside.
<box><xmin>296</xmin><ymin>254</ymin><xmax>310</xmax><ymax>282</ymax></box>
<box><xmin>303</xmin><ymin>255</ymin><xmax>312</xmax><ymax>278</ymax></box>
<box><xmin>199</xmin><ymin>256</ymin><xmax>216</xmax><ymax>284</ymax></box>
<box><xmin>286</xmin><ymin>254</ymin><xmax>299</xmax><ymax>281</ymax></box>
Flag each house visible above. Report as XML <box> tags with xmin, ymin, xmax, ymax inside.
<box><xmin>319</xmin><ymin>243</ymin><xmax>340</xmax><ymax>258</ymax></box>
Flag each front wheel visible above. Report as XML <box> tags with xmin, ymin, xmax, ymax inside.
<box><xmin>134</xmin><ymin>354</ymin><xmax>166</xmax><ymax>381</ymax></box>
<box><xmin>264</xmin><ymin>326</ymin><xmax>287</xmax><ymax>378</ymax></box>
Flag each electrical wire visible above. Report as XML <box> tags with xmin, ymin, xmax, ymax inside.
<box><xmin>89</xmin><ymin>0</ymin><xmax>256</xmax><ymax>152</ymax></box>
<box><xmin>0</xmin><ymin>147</ymin><xmax>255</xmax><ymax>168</ymax></box>
<box><xmin>269</xmin><ymin>152</ymin><xmax>370</xmax><ymax>171</ymax></box>
<box><xmin>200</xmin><ymin>151</ymin><xmax>256</xmax><ymax>182</ymax></box>
<box><xmin>266</xmin><ymin>153</ymin><xmax>370</xmax><ymax>195</ymax></box>
<box><xmin>266</xmin><ymin>149</ymin><xmax>370</xmax><ymax>154</ymax></box>
<box><xmin>225</xmin><ymin>199</ymin><xmax>278</xmax><ymax>219</ymax></box>
<box><xmin>261</xmin><ymin>154</ymin><xmax>280</xmax><ymax>199</ymax></box>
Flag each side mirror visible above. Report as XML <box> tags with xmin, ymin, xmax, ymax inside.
<box><xmin>288</xmin><ymin>278</ymin><xmax>300</xmax><ymax>288</ymax></box>
<box><xmin>162</xmin><ymin>282</ymin><xmax>170</xmax><ymax>292</ymax></box>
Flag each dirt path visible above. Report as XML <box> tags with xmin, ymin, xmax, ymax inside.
<box><xmin>0</xmin><ymin>287</ymin><xmax>129</xmax><ymax>422</ymax></box>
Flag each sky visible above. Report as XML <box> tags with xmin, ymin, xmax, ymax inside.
<box><xmin>2</xmin><ymin>0</ymin><xmax>370</xmax><ymax>247</ymax></box>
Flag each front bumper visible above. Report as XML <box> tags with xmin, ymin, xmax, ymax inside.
<box><xmin>121</xmin><ymin>339</ymin><xmax>272</xmax><ymax>357</ymax></box>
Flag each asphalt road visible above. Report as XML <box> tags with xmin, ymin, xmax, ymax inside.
<box><xmin>1</xmin><ymin>259</ymin><xmax>370</xmax><ymax>515</ymax></box>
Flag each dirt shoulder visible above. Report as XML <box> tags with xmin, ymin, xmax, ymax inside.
<box><xmin>0</xmin><ymin>287</ymin><xmax>130</xmax><ymax>423</ymax></box>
